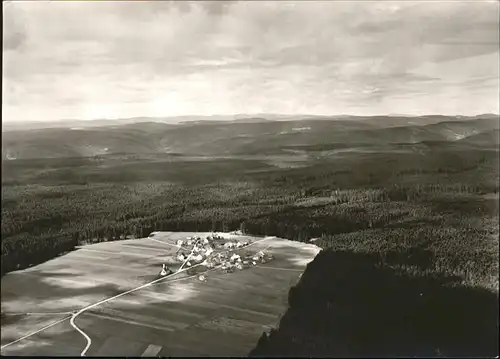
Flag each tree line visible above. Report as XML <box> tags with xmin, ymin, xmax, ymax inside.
<box><xmin>1</xmin><ymin>177</ymin><xmax>495</xmax><ymax>276</ymax></box>
<box><xmin>2</xmin><ymin>144</ymin><xmax>498</xmax><ymax>276</ymax></box>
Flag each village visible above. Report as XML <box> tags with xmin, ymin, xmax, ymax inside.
<box><xmin>154</xmin><ymin>232</ymin><xmax>274</xmax><ymax>281</ymax></box>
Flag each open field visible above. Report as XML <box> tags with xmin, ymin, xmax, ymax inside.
<box><xmin>1</xmin><ymin>232</ymin><xmax>320</xmax><ymax>356</ymax></box>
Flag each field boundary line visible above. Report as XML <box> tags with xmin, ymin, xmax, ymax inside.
<box><xmin>0</xmin><ymin>314</ymin><xmax>72</xmax><ymax>350</ymax></box>
<box><xmin>262</xmin><ymin>244</ymin><xmax>273</xmax><ymax>252</ymax></box>
<box><xmin>1</xmin><ymin>234</ymin><xmax>273</xmax><ymax>355</ymax></box>
<box><xmin>72</xmin><ymin>235</ymin><xmax>273</xmax><ymax>356</ymax></box>
<box><xmin>3</xmin><ymin>311</ymin><xmax>75</xmax><ymax>316</ymax></box>
<box><xmin>75</xmin><ymin>247</ymin><xmax>156</xmax><ymax>259</ymax></box>
<box><xmin>178</xmin><ymin>242</ymin><xmax>198</xmax><ymax>271</ymax></box>
<box><xmin>0</xmin><ymin>264</ymin><xmax>203</xmax><ymax>354</ymax></box>
<box><xmin>150</xmin><ymin>263</ymin><xmax>223</xmax><ymax>288</ymax></box>
<box><xmin>148</xmin><ymin>237</ymin><xmax>181</xmax><ymax>248</ymax></box>
<box><xmin>73</xmin><ymin>263</ymin><xmax>225</xmax><ymax>356</ymax></box>
<box><xmin>69</xmin><ymin>237</ymin><xmax>240</xmax><ymax>358</ymax></box>
<box><xmin>70</xmin><ymin>264</ymin><xmax>199</xmax><ymax>356</ymax></box>
<box><xmin>234</xmin><ymin>236</ymin><xmax>274</xmax><ymax>252</ymax></box>
<box><xmin>255</xmin><ymin>265</ymin><xmax>304</xmax><ymax>272</ymax></box>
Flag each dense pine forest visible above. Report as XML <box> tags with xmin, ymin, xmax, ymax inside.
<box><xmin>2</xmin><ymin>143</ymin><xmax>498</xmax><ymax>292</ymax></box>
<box><xmin>249</xmin><ymin>250</ymin><xmax>499</xmax><ymax>357</ymax></box>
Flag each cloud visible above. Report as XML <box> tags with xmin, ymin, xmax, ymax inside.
<box><xmin>2</xmin><ymin>0</ymin><xmax>499</xmax><ymax>121</ymax></box>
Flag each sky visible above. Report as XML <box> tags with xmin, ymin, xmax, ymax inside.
<box><xmin>2</xmin><ymin>0</ymin><xmax>499</xmax><ymax>122</ymax></box>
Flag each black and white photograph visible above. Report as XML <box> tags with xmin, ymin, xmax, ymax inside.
<box><xmin>1</xmin><ymin>0</ymin><xmax>499</xmax><ymax>357</ymax></box>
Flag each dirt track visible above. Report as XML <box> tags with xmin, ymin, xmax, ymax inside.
<box><xmin>1</xmin><ymin>232</ymin><xmax>320</xmax><ymax>356</ymax></box>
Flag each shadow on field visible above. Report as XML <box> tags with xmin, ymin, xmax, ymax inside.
<box><xmin>2</xmin><ymin>269</ymin><xmax>123</xmax><ymax>305</ymax></box>
<box><xmin>30</xmin><ymin>271</ymin><xmax>80</xmax><ymax>277</ymax></box>
<box><xmin>0</xmin><ymin>313</ymin><xmax>26</xmax><ymax>327</ymax></box>
<box><xmin>249</xmin><ymin>250</ymin><xmax>499</xmax><ymax>358</ymax></box>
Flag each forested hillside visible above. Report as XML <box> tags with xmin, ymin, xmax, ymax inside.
<box><xmin>250</xmin><ymin>250</ymin><xmax>499</xmax><ymax>357</ymax></box>
<box><xmin>3</xmin><ymin>115</ymin><xmax>498</xmax><ymax>159</ymax></box>
<box><xmin>1</xmin><ymin>120</ymin><xmax>497</xmax><ymax>287</ymax></box>
<box><xmin>2</xmin><ymin>116</ymin><xmax>498</xmax><ymax>355</ymax></box>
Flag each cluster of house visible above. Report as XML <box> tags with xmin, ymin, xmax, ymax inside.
<box><xmin>207</xmin><ymin>250</ymin><xmax>273</xmax><ymax>273</ymax></box>
<box><xmin>222</xmin><ymin>240</ymin><xmax>249</xmax><ymax>249</ymax></box>
<box><xmin>171</xmin><ymin>233</ymin><xmax>272</xmax><ymax>275</ymax></box>
<box><xmin>174</xmin><ymin>234</ymin><xmax>220</xmax><ymax>267</ymax></box>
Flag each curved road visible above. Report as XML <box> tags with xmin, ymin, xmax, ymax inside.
<box><xmin>1</xmin><ymin>235</ymin><xmax>273</xmax><ymax>356</ymax></box>
<box><xmin>70</xmin><ymin>235</ymin><xmax>273</xmax><ymax>356</ymax></box>
<box><xmin>70</xmin><ymin>260</ymin><xmax>207</xmax><ymax>356</ymax></box>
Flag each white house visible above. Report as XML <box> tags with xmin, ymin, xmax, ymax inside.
<box><xmin>177</xmin><ymin>253</ymin><xmax>186</xmax><ymax>262</ymax></box>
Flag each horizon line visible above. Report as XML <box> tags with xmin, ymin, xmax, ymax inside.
<box><xmin>3</xmin><ymin>113</ymin><xmax>499</xmax><ymax>124</ymax></box>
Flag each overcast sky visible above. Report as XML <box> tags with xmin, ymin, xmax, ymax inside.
<box><xmin>2</xmin><ymin>1</ymin><xmax>499</xmax><ymax>122</ymax></box>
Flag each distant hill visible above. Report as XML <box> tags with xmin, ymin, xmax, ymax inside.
<box><xmin>2</xmin><ymin>115</ymin><xmax>498</xmax><ymax>160</ymax></box>
<box><xmin>457</xmin><ymin>129</ymin><xmax>500</xmax><ymax>148</ymax></box>
<box><xmin>1</xmin><ymin>115</ymin><xmax>276</xmax><ymax>133</ymax></box>
<box><xmin>1</xmin><ymin>118</ymin><xmax>147</xmax><ymax>132</ymax></box>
